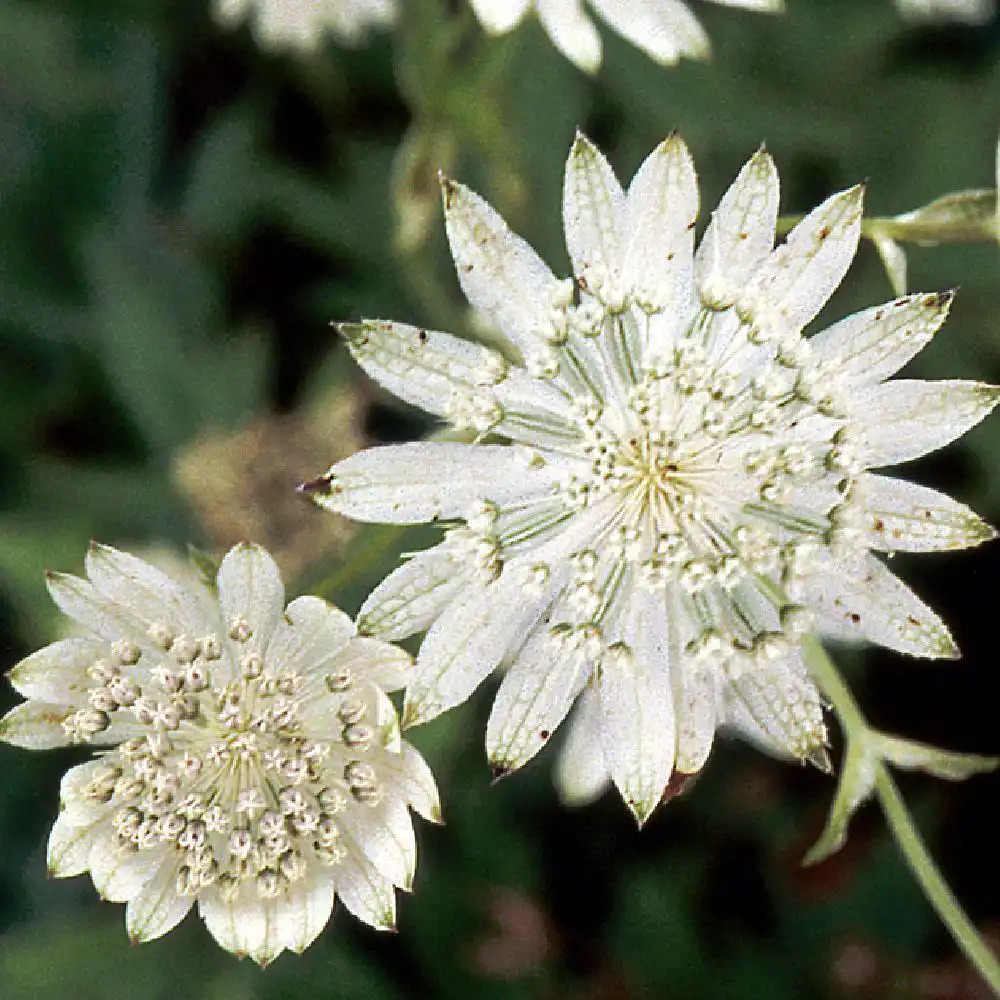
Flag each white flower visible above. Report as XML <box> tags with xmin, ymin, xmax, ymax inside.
<box><xmin>308</xmin><ymin>134</ymin><xmax>998</xmax><ymax>825</ymax></box>
<box><xmin>1</xmin><ymin>543</ymin><xmax>440</xmax><ymax>965</ymax></box>
<box><xmin>895</xmin><ymin>0</ymin><xmax>995</xmax><ymax>23</ymax></box>
<box><xmin>213</xmin><ymin>0</ymin><xmax>395</xmax><ymax>51</ymax></box>
<box><xmin>467</xmin><ymin>0</ymin><xmax>784</xmax><ymax>73</ymax></box>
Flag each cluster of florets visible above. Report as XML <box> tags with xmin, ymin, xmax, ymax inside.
<box><xmin>2</xmin><ymin>544</ymin><xmax>438</xmax><ymax>965</ymax></box>
<box><xmin>311</xmin><ymin>133</ymin><xmax>996</xmax><ymax>826</ymax></box>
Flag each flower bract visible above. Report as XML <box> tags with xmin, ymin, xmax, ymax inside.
<box><xmin>0</xmin><ymin>543</ymin><xmax>440</xmax><ymax>964</ymax></box>
<box><xmin>894</xmin><ymin>0</ymin><xmax>995</xmax><ymax>23</ymax></box>
<box><xmin>467</xmin><ymin>0</ymin><xmax>784</xmax><ymax>73</ymax></box>
<box><xmin>213</xmin><ymin>0</ymin><xmax>395</xmax><ymax>50</ymax></box>
<box><xmin>309</xmin><ymin>133</ymin><xmax>998</xmax><ymax>825</ymax></box>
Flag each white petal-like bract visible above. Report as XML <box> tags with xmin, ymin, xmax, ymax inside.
<box><xmin>213</xmin><ymin>0</ymin><xmax>395</xmax><ymax>51</ymax></box>
<box><xmin>468</xmin><ymin>0</ymin><xmax>782</xmax><ymax>72</ymax></box>
<box><xmin>313</xmin><ymin>134</ymin><xmax>997</xmax><ymax>824</ymax></box>
<box><xmin>1</xmin><ymin>543</ymin><xmax>439</xmax><ymax>964</ymax></box>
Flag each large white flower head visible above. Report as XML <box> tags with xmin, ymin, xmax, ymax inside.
<box><xmin>213</xmin><ymin>0</ymin><xmax>395</xmax><ymax>51</ymax></box>
<box><xmin>467</xmin><ymin>0</ymin><xmax>784</xmax><ymax>73</ymax></box>
<box><xmin>308</xmin><ymin>134</ymin><xmax>999</xmax><ymax>826</ymax></box>
<box><xmin>0</xmin><ymin>543</ymin><xmax>439</xmax><ymax>964</ymax></box>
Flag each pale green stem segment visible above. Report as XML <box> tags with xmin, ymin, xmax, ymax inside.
<box><xmin>804</xmin><ymin>637</ymin><xmax>1000</xmax><ymax>995</ymax></box>
<box><xmin>777</xmin><ymin>200</ymin><xmax>999</xmax><ymax>244</ymax></box>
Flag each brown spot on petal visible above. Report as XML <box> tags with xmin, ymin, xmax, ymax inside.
<box><xmin>659</xmin><ymin>770</ymin><xmax>700</xmax><ymax>806</ymax></box>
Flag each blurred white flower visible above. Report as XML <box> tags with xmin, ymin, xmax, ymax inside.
<box><xmin>309</xmin><ymin>134</ymin><xmax>998</xmax><ymax>825</ymax></box>
<box><xmin>467</xmin><ymin>0</ymin><xmax>783</xmax><ymax>73</ymax></box>
<box><xmin>1</xmin><ymin>543</ymin><xmax>439</xmax><ymax>965</ymax></box>
<box><xmin>213</xmin><ymin>0</ymin><xmax>395</xmax><ymax>51</ymax></box>
<box><xmin>895</xmin><ymin>0</ymin><xmax>995</xmax><ymax>23</ymax></box>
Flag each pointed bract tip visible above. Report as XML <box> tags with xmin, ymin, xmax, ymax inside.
<box><xmin>627</xmin><ymin>797</ymin><xmax>657</xmax><ymax>830</ymax></box>
<box><xmin>439</xmin><ymin>173</ymin><xmax>460</xmax><ymax>208</ymax></box>
<box><xmin>807</xmin><ymin>744</ymin><xmax>834</xmax><ymax>775</ymax></box>
<box><xmin>489</xmin><ymin>761</ymin><xmax>512</xmax><ymax>785</ymax></box>
<box><xmin>978</xmin><ymin>384</ymin><xmax>1000</xmax><ymax>413</ymax></box>
<box><xmin>801</xmin><ymin>833</ymin><xmax>844</xmax><ymax>868</ymax></box>
<box><xmin>297</xmin><ymin>473</ymin><xmax>333</xmax><ymax>497</ymax></box>
<box><xmin>842</xmin><ymin>182</ymin><xmax>866</xmax><ymax>206</ymax></box>
<box><xmin>400</xmin><ymin>699</ymin><xmax>426</xmax><ymax>729</ymax></box>
<box><xmin>658</xmin><ymin>129</ymin><xmax>685</xmax><ymax>152</ymax></box>
<box><xmin>338</xmin><ymin>322</ymin><xmax>373</xmax><ymax>351</ymax></box>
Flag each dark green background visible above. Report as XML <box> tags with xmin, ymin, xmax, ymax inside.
<box><xmin>2</xmin><ymin>1</ymin><xmax>999</xmax><ymax>996</ymax></box>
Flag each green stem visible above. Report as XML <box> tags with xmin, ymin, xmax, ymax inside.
<box><xmin>804</xmin><ymin>638</ymin><xmax>1000</xmax><ymax>993</ymax></box>
<box><xmin>874</xmin><ymin>766</ymin><xmax>1000</xmax><ymax>994</ymax></box>
<box><xmin>304</xmin><ymin>523</ymin><xmax>408</xmax><ymax>602</ymax></box>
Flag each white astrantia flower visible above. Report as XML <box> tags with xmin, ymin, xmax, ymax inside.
<box><xmin>467</xmin><ymin>0</ymin><xmax>784</xmax><ymax>73</ymax></box>
<box><xmin>0</xmin><ymin>543</ymin><xmax>440</xmax><ymax>965</ymax></box>
<box><xmin>213</xmin><ymin>0</ymin><xmax>395</xmax><ymax>51</ymax></box>
<box><xmin>307</xmin><ymin>134</ymin><xmax>999</xmax><ymax>826</ymax></box>
<box><xmin>895</xmin><ymin>0</ymin><xmax>995</xmax><ymax>23</ymax></box>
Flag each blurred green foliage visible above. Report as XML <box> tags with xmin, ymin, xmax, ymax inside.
<box><xmin>2</xmin><ymin>0</ymin><xmax>1000</xmax><ymax>997</ymax></box>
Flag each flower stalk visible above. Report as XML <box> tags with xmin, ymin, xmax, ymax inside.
<box><xmin>803</xmin><ymin>636</ymin><xmax>1000</xmax><ymax>993</ymax></box>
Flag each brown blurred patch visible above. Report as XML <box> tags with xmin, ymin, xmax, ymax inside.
<box><xmin>914</xmin><ymin>922</ymin><xmax>1000</xmax><ymax>1000</ymax></box>
<box><xmin>470</xmin><ymin>886</ymin><xmax>558</xmax><ymax>980</ymax></box>
<box><xmin>829</xmin><ymin>936</ymin><xmax>889</xmax><ymax>997</ymax></box>
<box><xmin>173</xmin><ymin>390</ymin><xmax>364</xmax><ymax>580</ymax></box>
<box><xmin>827</xmin><ymin>924</ymin><xmax>1000</xmax><ymax>1000</ymax></box>
<box><xmin>783</xmin><ymin>799</ymin><xmax>879</xmax><ymax>902</ymax></box>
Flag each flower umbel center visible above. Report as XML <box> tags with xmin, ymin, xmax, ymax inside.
<box><xmin>62</xmin><ymin>618</ymin><xmax>383</xmax><ymax>902</ymax></box>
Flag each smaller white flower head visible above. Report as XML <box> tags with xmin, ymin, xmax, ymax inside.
<box><xmin>311</xmin><ymin>133</ymin><xmax>998</xmax><ymax>826</ymax></box>
<box><xmin>467</xmin><ymin>0</ymin><xmax>784</xmax><ymax>73</ymax></box>
<box><xmin>214</xmin><ymin>0</ymin><xmax>395</xmax><ymax>51</ymax></box>
<box><xmin>1</xmin><ymin>543</ymin><xmax>440</xmax><ymax>965</ymax></box>
<box><xmin>895</xmin><ymin>0</ymin><xmax>995</xmax><ymax>23</ymax></box>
